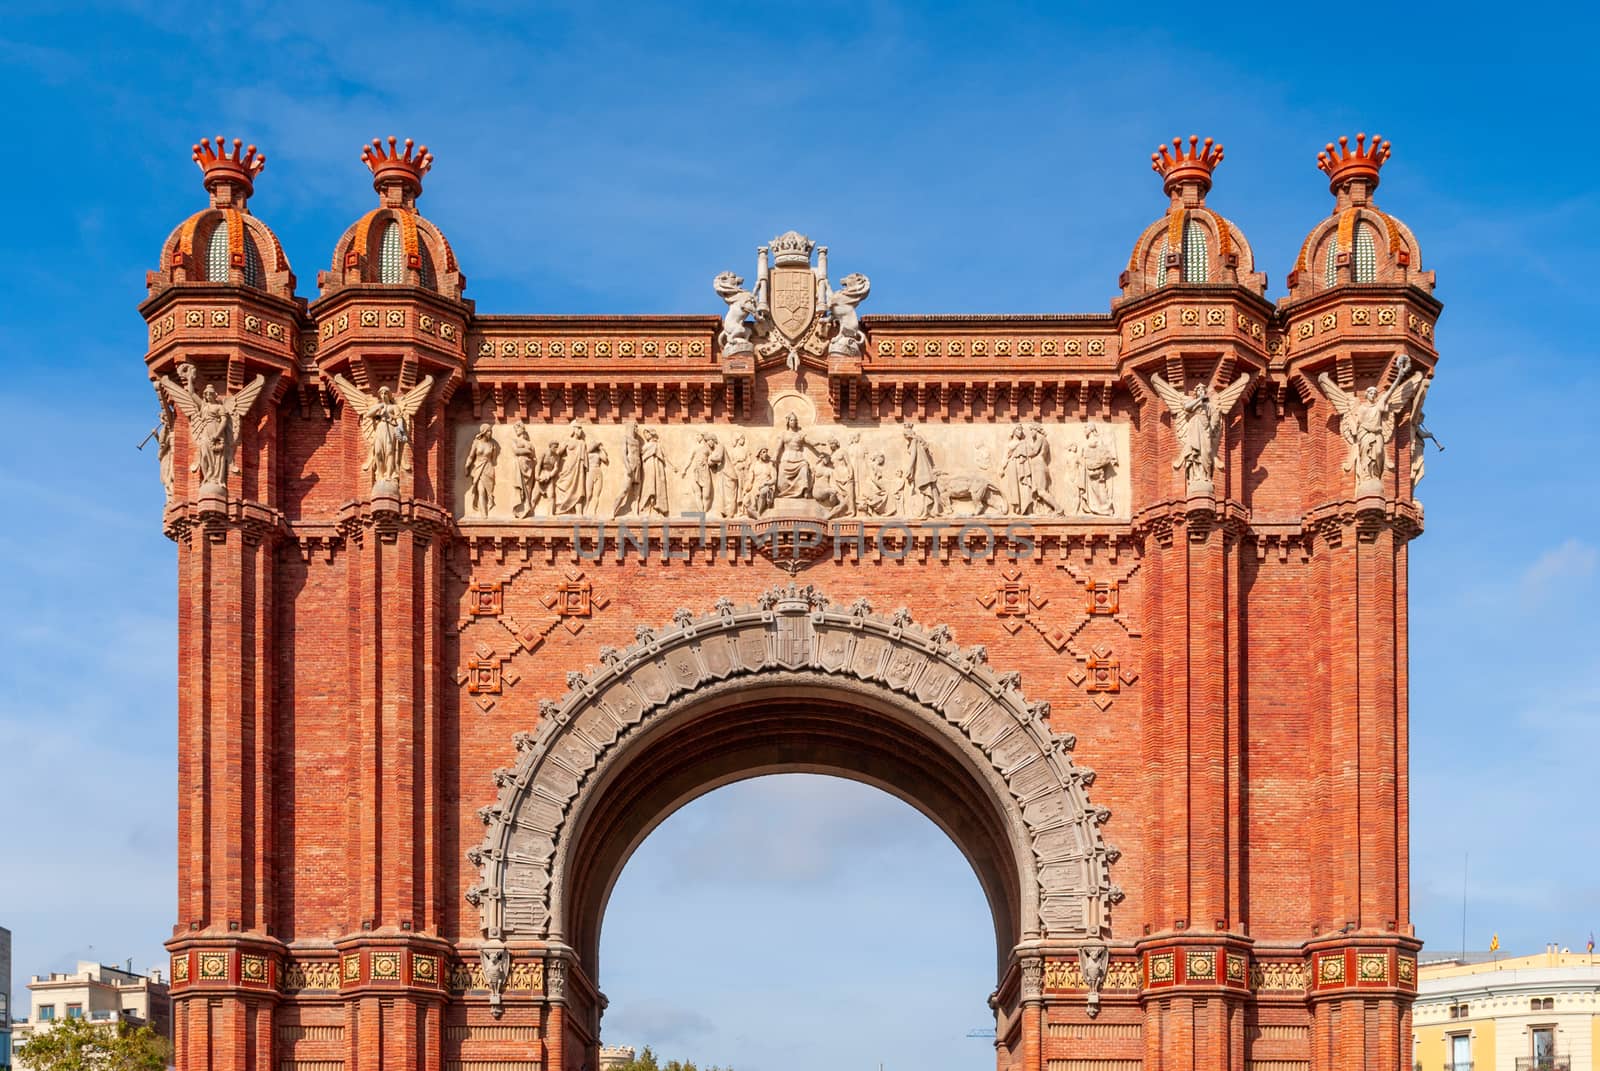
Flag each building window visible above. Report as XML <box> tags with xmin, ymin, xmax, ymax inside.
<box><xmin>1448</xmin><ymin>1002</ymin><xmax>1470</xmax><ymax>1019</ymax></box>
<box><xmin>1181</xmin><ymin>220</ymin><xmax>1209</xmax><ymax>283</ymax></box>
<box><xmin>205</xmin><ymin>218</ymin><xmax>230</xmax><ymax>283</ymax></box>
<box><xmin>1448</xmin><ymin>1032</ymin><xmax>1471</xmax><ymax>1071</ymax></box>
<box><xmin>66</xmin><ymin>1004</ymin><xmax>83</xmax><ymax>1020</ymax></box>
<box><xmin>1353</xmin><ymin>222</ymin><xmax>1377</xmax><ymax>283</ymax></box>
<box><xmin>418</xmin><ymin>240</ymin><xmax>437</xmax><ymax>290</ymax></box>
<box><xmin>1530</xmin><ymin>996</ymin><xmax>1555</xmax><ymax>1011</ymax></box>
<box><xmin>243</xmin><ymin>234</ymin><xmax>265</xmax><ymax>289</ymax></box>
<box><xmin>378</xmin><ymin>221</ymin><xmax>404</xmax><ymax>284</ymax></box>
<box><xmin>37</xmin><ymin>1006</ymin><xmax>55</xmax><ymax>1021</ymax></box>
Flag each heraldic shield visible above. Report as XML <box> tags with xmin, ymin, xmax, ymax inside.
<box><xmin>769</xmin><ymin>264</ymin><xmax>816</xmax><ymax>341</ymax></box>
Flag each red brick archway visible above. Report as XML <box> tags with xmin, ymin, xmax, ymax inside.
<box><xmin>149</xmin><ymin>134</ymin><xmax>1436</xmax><ymax>1071</ymax></box>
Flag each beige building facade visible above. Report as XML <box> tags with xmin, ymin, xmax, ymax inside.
<box><xmin>11</xmin><ymin>962</ymin><xmax>170</xmax><ymax>1071</ymax></box>
<box><xmin>1415</xmin><ymin>950</ymin><xmax>1600</xmax><ymax>1071</ymax></box>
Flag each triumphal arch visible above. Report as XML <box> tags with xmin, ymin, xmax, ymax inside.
<box><xmin>144</xmin><ymin>132</ymin><xmax>1440</xmax><ymax>1071</ymax></box>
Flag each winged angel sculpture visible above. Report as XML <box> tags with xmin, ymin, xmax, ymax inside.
<box><xmin>1149</xmin><ymin>373</ymin><xmax>1252</xmax><ymax>495</ymax></box>
<box><xmin>1315</xmin><ymin>354</ymin><xmax>1423</xmax><ymax>495</ymax></box>
<box><xmin>159</xmin><ymin>364</ymin><xmax>268</xmax><ymax>494</ymax></box>
<box><xmin>330</xmin><ymin>375</ymin><xmax>436</xmax><ymax>492</ymax></box>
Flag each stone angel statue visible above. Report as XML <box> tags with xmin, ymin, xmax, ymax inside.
<box><xmin>159</xmin><ymin>364</ymin><xmax>268</xmax><ymax>494</ymax></box>
<box><xmin>1315</xmin><ymin>354</ymin><xmax>1423</xmax><ymax>495</ymax></box>
<box><xmin>1149</xmin><ymin>372</ymin><xmax>1252</xmax><ymax>495</ymax></box>
<box><xmin>713</xmin><ymin>271</ymin><xmax>762</xmax><ymax>356</ymax></box>
<box><xmin>329</xmin><ymin>374</ymin><xmax>436</xmax><ymax>492</ymax></box>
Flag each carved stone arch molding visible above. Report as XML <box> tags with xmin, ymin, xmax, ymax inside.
<box><xmin>467</xmin><ymin>583</ymin><xmax>1122</xmax><ymax>956</ymax></box>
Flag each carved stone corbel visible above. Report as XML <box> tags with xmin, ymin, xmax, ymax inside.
<box><xmin>479</xmin><ymin>942</ymin><xmax>510</xmax><ymax>1018</ymax></box>
<box><xmin>1078</xmin><ymin>941</ymin><xmax>1109</xmax><ymax>1018</ymax></box>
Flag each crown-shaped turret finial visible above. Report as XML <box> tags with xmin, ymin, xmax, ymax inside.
<box><xmin>361</xmin><ymin>136</ymin><xmax>433</xmax><ymax>200</ymax></box>
<box><xmin>1317</xmin><ymin>133</ymin><xmax>1391</xmax><ymax>193</ymax></box>
<box><xmin>192</xmin><ymin>136</ymin><xmax>264</xmax><ymax>201</ymax></box>
<box><xmin>1151</xmin><ymin>135</ymin><xmax>1224</xmax><ymax>197</ymax></box>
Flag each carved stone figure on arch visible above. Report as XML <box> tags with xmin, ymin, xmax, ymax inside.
<box><xmin>1316</xmin><ymin>353</ymin><xmax>1424</xmax><ymax>496</ymax></box>
<box><xmin>1149</xmin><ymin>372</ymin><xmax>1252</xmax><ymax>496</ymax></box>
<box><xmin>327</xmin><ymin>374</ymin><xmax>435</xmax><ymax>493</ymax></box>
<box><xmin>465</xmin><ymin>424</ymin><xmax>498</xmax><ymax>517</ymax></box>
<box><xmin>1081</xmin><ymin>422</ymin><xmax>1118</xmax><ymax>516</ymax></box>
<box><xmin>160</xmin><ymin>363</ymin><xmax>269</xmax><ymax>495</ymax></box>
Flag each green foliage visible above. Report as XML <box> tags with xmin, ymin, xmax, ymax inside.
<box><xmin>610</xmin><ymin>1045</ymin><xmax>733</xmax><ymax>1071</ymax></box>
<box><xmin>15</xmin><ymin>1015</ymin><xmax>170</xmax><ymax>1071</ymax></box>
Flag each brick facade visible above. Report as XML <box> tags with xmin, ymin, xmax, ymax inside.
<box><xmin>143</xmin><ymin>133</ymin><xmax>1439</xmax><ymax>1071</ymax></box>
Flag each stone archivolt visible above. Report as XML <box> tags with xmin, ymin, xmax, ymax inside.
<box><xmin>469</xmin><ymin>585</ymin><xmax>1120</xmax><ymax>943</ymax></box>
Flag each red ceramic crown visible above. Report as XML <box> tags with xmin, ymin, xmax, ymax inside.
<box><xmin>362</xmin><ymin>136</ymin><xmax>433</xmax><ymax>197</ymax></box>
<box><xmin>193</xmin><ymin>136</ymin><xmax>264</xmax><ymax>198</ymax></box>
<box><xmin>1151</xmin><ymin>135</ymin><xmax>1224</xmax><ymax>196</ymax></box>
<box><xmin>1317</xmin><ymin>133</ymin><xmax>1391</xmax><ymax>192</ymax></box>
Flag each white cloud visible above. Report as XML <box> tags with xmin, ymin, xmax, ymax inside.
<box><xmin>1522</xmin><ymin>537</ymin><xmax>1598</xmax><ymax>592</ymax></box>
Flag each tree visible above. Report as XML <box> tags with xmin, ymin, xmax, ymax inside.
<box><xmin>611</xmin><ymin>1046</ymin><xmax>733</xmax><ymax>1071</ymax></box>
<box><xmin>15</xmin><ymin>1015</ymin><xmax>170</xmax><ymax>1071</ymax></box>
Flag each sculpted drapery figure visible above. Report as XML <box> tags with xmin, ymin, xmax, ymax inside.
<box><xmin>159</xmin><ymin>364</ymin><xmax>268</xmax><ymax>494</ymax></box>
<box><xmin>465</xmin><ymin>424</ymin><xmax>499</xmax><ymax>516</ymax></box>
<box><xmin>1316</xmin><ymin>353</ymin><xmax>1424</xmax><ymax>495</ymax></box>
<box><xmin>745</xmin><ymin>447</ymin><xmax>777</xmax><ymax>516</ymax></box>
<box><xmin>1149</xmin><ymin>373</ymin><xmax>1252</xmax><ymax>495</ymax></box>
<box><xmin>147</xmin><ymin>392</ymin><xmax>176</xmax><ymax>498</ymax></box>
<box><xmin>328</xmin><ymin>375</ymin><xmax>435</xmax><ymax>492</ymax></box>
<box><xmin>774</xmin><ymin>414</ymin><xmax>814</xmax><ymax>499</ymax></box>
<box><xmin>1081</xmin><ymin>422</ymin><xmax>1118</xmax><ymax>516</ymax></box>
<box><xmin>510</xmin><ymin>424</ymin><xmax>539</xmax><ymax>518</ymax></box>
<box><xmin>900</xmin><ymin>423</ymin><xmax>946</xmax><ymax>517</ymax></box>
<box><xmin>553</xmin><ymin>422</ymin><xmax>589</xmax><ymax>515</ymax></box>
<box><xmin>638</xmin><ymin>429</ymin><xmax>669</xmax><ymax>516</ymax></box>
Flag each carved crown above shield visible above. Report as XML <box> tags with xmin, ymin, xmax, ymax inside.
<box><xmin>769</xmin><ymin>230</ymin><xmax>816</xmax><ymax>267</ymax></box>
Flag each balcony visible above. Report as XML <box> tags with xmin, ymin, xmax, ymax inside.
<box><xmin>1514</xmin><ymin>1059</ymin><xmax>1569</xmax><ymax>1071</ymax></box>
<box><xmin>1444</xmin><ymin>1064</ymin><xmax>1473</xmax><ymax>1071</ymax></box>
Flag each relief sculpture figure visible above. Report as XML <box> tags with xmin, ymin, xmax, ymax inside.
<box><xmin>510</xmin><ymin>423</ymin><xmax>539</xmax><ymax>518</ymax></box>
<box><xmin>745</xmin><ymin>447</ymin><xmax>777</xmax><ymax>516</ymax></box>
<box><xmin>900</xmin><ymin>423</ymin><xmax>946</xmax><ymax>517</ymax></box>
<box><xmin>465</xmin><ymin>424</ymin><xmax>499</xmax><ymax>517</ymax></box>
<box><xmin>1081</xmin><ymin>422</ymin><xmax>1118</xmax><ymax>516</ymax></box>
<box><xmin>328</xmin><ymin>374</ymin><xmax>434</xmax><ymax>493</ymax></box>
<box><xmin>553</xmin><ymin>422</ymin><xmax>590</xmax><ymax>515</ymax></box>
<box><xmin>638</xmin><ymin>428</ymin><xmax>670</xmax><ymax>516</ymax></box>
<box><xmin>1150</xmin><ymin>372</ymin><xmax>1252</xmax><ymax>495</ymax></box>
<box><xmin>774</xmin><ymin>414</ymin><xmax>815</xmax><ymax>499</ymax></box>
<box><xmin>676</xmin><ymin>433</ymin><xmax>715</xmax><ymax>514</ymax></box>
<box><xmin>1316</xmin><ymin>353</ymin><xmax>1423</xmax><ymax>496</ymax></box>
<box><xmin>611</xmin><ymin>422</ymin><xmax>644</xmax><ymax>517</ymax></box>
<box><xmin>160</xmin><ymin>364</ymin><xmax>269</xmax><ymax>494</ymax></box>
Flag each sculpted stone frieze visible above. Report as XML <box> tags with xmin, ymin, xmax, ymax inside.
<box><xmin>453</xmin><ymin>402</ymin><xmax>1129</xmax><ymax>523</ymax></box>
<box><xmin>467</xmin><ymin>585</ymin><xmax>1122</xmax><ymax>944</ymax></box>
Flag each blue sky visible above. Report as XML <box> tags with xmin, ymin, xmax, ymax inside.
<box><xmin>1</xmin><ymin>1</ymin><xmax>1597</xmax><ymax>1067</ymax></box>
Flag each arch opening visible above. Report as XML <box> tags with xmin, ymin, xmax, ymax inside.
<box><xmin>599</xmin><ymin>772</ymin><xmax>996</xmax><ymax>1068</ymax></box>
